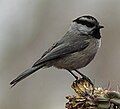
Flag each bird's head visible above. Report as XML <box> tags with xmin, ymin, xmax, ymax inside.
<box><xmin>72</xmin><ymin>15</ymin><xmax>104</xmax><ymax>39</ymax></box>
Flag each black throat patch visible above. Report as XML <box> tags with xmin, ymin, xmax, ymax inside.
<box><xmin>91</xmin><ymin>29</ymin><xmax>101</xmax><ymax>39</ymax></box>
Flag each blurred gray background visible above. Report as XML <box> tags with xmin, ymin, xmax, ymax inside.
<box><xmin>0</xmin><ymin>0</ymin><xmax>120</xmax><ymax>109</ymax></box>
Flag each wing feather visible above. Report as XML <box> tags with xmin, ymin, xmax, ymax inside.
<box><xmin>32</xmin><ymin>38</ymin><xmax>89</xmax><ymax>67</ymax></box>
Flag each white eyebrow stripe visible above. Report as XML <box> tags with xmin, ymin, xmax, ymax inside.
<box><xmin>80</xmin><ymin>18</ymin><xmax>95</xmax><ymax>23</ymax></box>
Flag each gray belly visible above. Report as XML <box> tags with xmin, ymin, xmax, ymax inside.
<box><xmin>52</xmin><ymin>51</ymin><xmax>96</xmax><ymax>70</ymax></box>
<box><xmin>52</xmin><ymin>38</ymin><xmax>100</xmax><ymax>70</ymax></box>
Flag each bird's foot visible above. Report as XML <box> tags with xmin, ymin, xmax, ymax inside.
<box><xmin>74</xmin><ymin>70</ymin><xmax>94</xmax><ymax>88</ymax></box>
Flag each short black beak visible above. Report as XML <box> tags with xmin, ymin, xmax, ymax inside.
<box><xmin>98</xmin><ymin>25</ymin><xmax>104</xmax><ymax>29</ymax></box>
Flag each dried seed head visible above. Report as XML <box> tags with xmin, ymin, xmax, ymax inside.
<box><xmin>66</xmin><ymin>77</ymin><xmax>120</xmax><ymax>109</ymax></box>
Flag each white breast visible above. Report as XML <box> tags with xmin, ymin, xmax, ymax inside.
<box><xmin>98</xmin><ymin>38</ymin><xmax>101</xmax><ymax>48</ymax></box>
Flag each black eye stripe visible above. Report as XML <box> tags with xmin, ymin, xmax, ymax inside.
<box><xmin>73</xmin><ymin>19</ymin><xmax>95</xmax><ymax>27</ymax></box>
<box><xmin>85</xmin><ymin>21</ymin><xmax>95</xmax><ymax>27</ymax></box>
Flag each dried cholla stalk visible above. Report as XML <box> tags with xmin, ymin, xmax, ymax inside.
<box><xmin>65</xmin><ymin>77</ymin><xmax>120</xmax><ymax>109</ymax></box>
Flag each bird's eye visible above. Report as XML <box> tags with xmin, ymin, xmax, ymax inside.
<box><xmin>73</xmin><ymin>19</ymin><xmax>95</xmax><ymax>28</ymax></box>
<box><xmin>86</xmin><ymin>22</ymin><xmax>95</xmax><ymax>27</ymax></box>
<box><xmin>80</xmin><ymin>20</ymin><xmax>95</xmax><ymax>27</ymax></box>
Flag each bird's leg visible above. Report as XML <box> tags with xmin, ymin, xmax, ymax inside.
<box><xmin>67</xmin><ymin>70</ymin><xmax>78</xmax><ymax>80</ymax></box>
<box><xmin>74</xmin><ymin>69</ymin><xmax>94</xmax><ymax>86</ymax></box>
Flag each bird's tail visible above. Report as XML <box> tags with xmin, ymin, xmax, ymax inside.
<box><xmin>10</xmin><ymin>64</ymin><xmax>44</xmax><ymax>87</ymax></box>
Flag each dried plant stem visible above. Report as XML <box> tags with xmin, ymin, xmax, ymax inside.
<box><xmin>65</xmin><ymin>76</ymin><xmax>120</xmax><ymax>109</ymax></box>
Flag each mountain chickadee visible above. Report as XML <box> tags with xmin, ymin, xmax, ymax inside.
<box><xmin>10</xmin><ymin>15</ymin><xmax>104</xmax><ymax>87</ymax></box>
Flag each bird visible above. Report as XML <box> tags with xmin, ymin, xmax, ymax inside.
<box><xmin>10</xmin><ymin>15</ymin><xmax>104</xmax><ymax>87</ymax></box>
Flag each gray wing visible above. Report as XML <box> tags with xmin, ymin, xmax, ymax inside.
<box><xmin>32</xmin><ymin>37</ymin><xmax>90</xmax><ymax>67</ymax></box>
